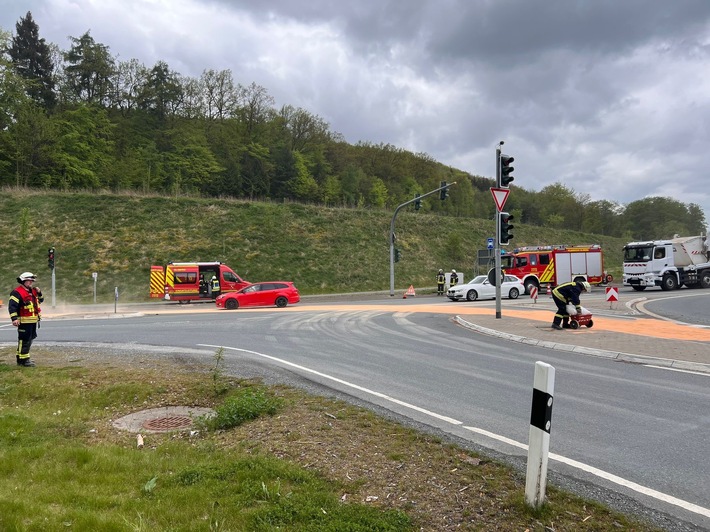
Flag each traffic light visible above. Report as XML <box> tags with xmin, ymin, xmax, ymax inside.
<box><xmin>439</xmin><ymin>181</ymin><xmax>449</xmax><ymax>200</ymax></box>
<box><xmin>414</xmin><ymin>193</ymin><xmax>421</xmax><ymax>211</ymax></box>
<box><xmin>499</xmin><ymin>212</ymin><xmax>514</xmax><ymax>245</ymax></box>
<box><xmin>500</xmin><ymin>154</ymin><xmax>514</xmax><ymax>188</ymax></box>
<box><xmin>48</xmin><ymin>247</ymin><xmax>55</xmax><ymax>270</ymax></box>
<box><xmin>394</xmin><ymin>248</ymin><xmax>402</xmax><ymax>262</ymax></box>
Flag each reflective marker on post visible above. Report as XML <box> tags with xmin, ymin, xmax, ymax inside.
<box><xmin>525</xmin><ymin>361</ymin><xmax>555</xmax><ymax>508</ymax></box>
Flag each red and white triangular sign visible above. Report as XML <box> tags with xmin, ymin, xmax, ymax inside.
<box><xmin>490</xmin><ymin>187</ymin><xmax>510</xmax><ymax>212</ymax></box>
<box><xmin>605</xmin><ymin>286</ymin><xmax>618</xmax><ymax>302</ymax></box>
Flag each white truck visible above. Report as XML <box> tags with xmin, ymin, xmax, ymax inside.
<box><xmin>622</xmin><ymin>234</ymin><xmax>710</xmax><ymax>291</ymax></box>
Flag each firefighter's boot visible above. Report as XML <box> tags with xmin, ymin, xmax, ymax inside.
<box><xmin>17</xmin><ymin>356</ymin><xmax>35</xmax><ymax>367</ymax></box>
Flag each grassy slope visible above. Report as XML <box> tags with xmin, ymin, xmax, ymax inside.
<box><xmin>0</xmin><ymin>189</ymin><xmax>627</xmax><ymax>304</ymax></box>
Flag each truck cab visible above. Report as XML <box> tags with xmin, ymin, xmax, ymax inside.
<box><xmin>622</xmin><ymin>241</ymin><xmax>672</xmax><ymax>290</ymax></box>
<box><xmin>623</xmin><ymin>235</ymin><xmax>710</xmax><ymax>291</ymax></box>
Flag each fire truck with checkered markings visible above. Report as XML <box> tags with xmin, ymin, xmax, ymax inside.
<box><xmin>623</xmin><ymin>234</ymin><xmax>710</xmax><ymax>291</ymax></box>
<box><xmin>500</xmin><ymin>244</ymin><xmax>608</xmax><ymax>295</ymax></box>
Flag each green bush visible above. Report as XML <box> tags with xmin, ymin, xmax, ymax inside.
<box><xmin>203</xmin><ymin>387</ymin><xmax>283</xmax><ymax>430</ymax></box>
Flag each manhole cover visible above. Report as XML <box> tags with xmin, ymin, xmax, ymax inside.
<box><xmin>113</xmin><ymin>406</ymin><xmax>215</xmax><ymax>433</ymax></box>
<box><xmin>142</xmin><ymin>415</ymin><xmax>194</xmax><ymax>432</ymax></box>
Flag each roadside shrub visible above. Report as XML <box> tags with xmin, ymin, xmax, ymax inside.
<box><xmin>202</xmin><ymin>387</ymin><xmax>283</xmax><ymax>431</ymax></box>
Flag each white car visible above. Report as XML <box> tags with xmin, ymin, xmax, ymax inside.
<box><xmin>447</xmin><ymin>274</ymin><xmax>524</xmax><ymax>302</ymax></box>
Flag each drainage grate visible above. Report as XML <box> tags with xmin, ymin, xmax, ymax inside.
<box><xmin>142</xmin><ymin>415</ymin><xmax>194</xmax><ymax>432</ymax></box>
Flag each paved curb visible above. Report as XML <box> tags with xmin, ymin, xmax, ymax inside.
<box><xmin>454</xmin><ymin>315</ymin><xmax>710</xmax><ymax>375</ymax></box>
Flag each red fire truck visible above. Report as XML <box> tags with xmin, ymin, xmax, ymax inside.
<box><xmin>500</xmin><ymin>245</ymin><xmax>608</xmax><ymax>294</ymax></box>
<box><xmin>150</xmin><ymin>262</ymin><xmax>250</xmax><ymax>302</ymax></box>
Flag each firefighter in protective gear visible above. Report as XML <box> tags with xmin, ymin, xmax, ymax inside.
<box><xmin>449</xmin><ymin>269</ymin><xmax>459</xmax><ymax>287</ymax></box>
<box><xmin>436</xmin><ymin>269</ymin><xmax>446</xmax><ymax>296</ymax></box>
<box><xmin>551</xmin><ymin>280</ymin><xmax>590</xmax><ymax>330</ymax></box>
<box><xmin>9</xmin><ymin>272</ymin><xmax>44</xmax><ymax>366</ymax></box>
<box><xmin>210</xmin><ymin>275</ymin><xmax>221</xmax><ymax>299</ymax></box>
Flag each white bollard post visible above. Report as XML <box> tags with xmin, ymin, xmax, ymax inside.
<box><xmin>525</xmin><ymin>361</ymin><xmax>555</xmax><ymax>508</ymax></box>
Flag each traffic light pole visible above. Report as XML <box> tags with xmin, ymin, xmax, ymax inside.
<box><xmin>389</xmin><ymin>182</ymin><xmax>456</xmax><ymax>297</ymax></box>
<box><xmin>495</xmin><ymin>146</ymin><xmax>502</xmax><ymax>318</ymax></box>
<box><xmin>51</xmin><ymin>268</ymin><xmax>56</xmax><ymax>308</ymax></box>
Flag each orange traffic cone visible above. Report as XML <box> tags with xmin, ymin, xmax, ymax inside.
<box><xmin>546</xmin><ymin>285</ymin><xmax>551</xmax><ymax>298</ymax></box>
<box><xmin>405</xmin><ymin>285</ymin><xmax>416</xmax><ymax>298</ymax></box>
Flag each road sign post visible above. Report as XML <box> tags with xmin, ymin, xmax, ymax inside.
<box><xmin>606</xmin><ymin>286</ymin><xmax>619</xmax><ymax>309</ymax></box>
<box><xmin>525</xmin><ymin>361</ymin><xmax>555</xmax><ymax>509</ymax></box>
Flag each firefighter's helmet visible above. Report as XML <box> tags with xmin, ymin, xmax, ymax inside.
<box><xmin>580</xmin><ymin>281</ymin><xmax>591</xmax><ymax>292</ymax></box>
<box><xmin>17</xmin><ymin>272</ymin><xmax>37</xmax><ymax>283</ymax></box>
<box><xmin>438</xmin><ymin>269</ymin><xmax>443</xmax><ymax>274</ymax></box>
<box><xmin>452</xmin><ymin>269</ymin><xmax>456</xmax><ymax>273</ymax></box>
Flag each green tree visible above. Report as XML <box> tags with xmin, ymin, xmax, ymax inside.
<box><xmin>368</xmin><ymin>176</ymin><xmax>388</xmax><ymax>208</ymax></box>
<box><xmin>51</xmin><ymin>104</ymin><xmax>115</xmax><ymax>189</ymax></box>
<box><xmin>340</xmin><ymin>165</ymin><xmax>364</xmax><ymax>206</ymax></box>
<box><xmin>581</xmin><ymin>200</ymin><xmax>622</xmax><ymax>236</ymax></box>
<box><xmin>538</xmin><ymin>183</ymin><xmax>581</xmax><ymax>229</ymax></box>
<box><xmin>237</xmin><ymin>82</ymin><xmax>275</xmax><ymax>138</ymax></box>
<box><xmin>279</xmin><ymin>105</ymin><xmax>330</xmax><ymax>152</ymax></box>
<box><xmin>0</xmin><ymin>30</ymin><xmax>30</xmax><ymax>172</ymax></box>
<box><xmin>63</xmin><ymin>31</ymin><xmax>115</xmax><ymax>106</ymax></box>
<box><xmin>8</xmin><ymin>11</ymin><xmax>56</xmax><ymax>109</ymax></box>
<box><xmin>158</xmin><ymin>125</ymin><xmax>223</xmax><ymax>196</ymax></box>
<box><xmin>139</xmin><ymin>61</ymin><xmax>183</xmax><ymax>121</ymax></box>
<box><xmin>201</xmin><ymin>68</ymin><xmax>239</xmax><ymax>120</ymax></box>
<box><xmin>6</xmin><ymin>101</ymin><xmax>55</xmax><ymax>187</ymax></box>
<box><xmin>321</xmin><ymin>174</ymin><xmax>342</xmax><ymax>205</ymax></box>
<box><xmin>288</xmin><ymin>150</ymin><xmax>319</xmax><ymax>201</ymax></box>
<box><xmin>241</xmin><ymin>142</ymin><xmax>273</xmax><ymax>198</ymax></box>
<box><xmin>623</xmin><ymin>197</ymin><xmax>705</xmax><ymax>239</ymax></box>
<box><xmin>110</xmin><ymin>58</ymin><xmax>148</xmax><ymax>113</ymax></box>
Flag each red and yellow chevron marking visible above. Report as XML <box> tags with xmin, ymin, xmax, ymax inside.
<box><xmin>150</xmin><ymin>266</ymin><xmax>165</xmax><ymax>298</ymax></box>
<box><xmin>538</xmin><ymin>259</ymin><xmax>555</xmax><ymax>283</ymax></box>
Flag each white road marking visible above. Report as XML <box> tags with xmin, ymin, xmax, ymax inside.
<box><xmin>199</xmin><ymin>343</ymin><xmax>710</xmax><ymax>520</ymax></box>
<box><xmin>199</xmin><ymin>344</ymin><xmax>462</xmax><ymax>425</ymax></box>
<box><xmin>644</xmin><ymin>364</ymin><xmax>710</xmax><ymax>377</ymax></box>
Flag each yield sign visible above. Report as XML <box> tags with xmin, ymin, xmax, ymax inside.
<box><xmin>490</xmin><ymin>187</ymin><xmax>510</xmax><ymax>212</ymax></box>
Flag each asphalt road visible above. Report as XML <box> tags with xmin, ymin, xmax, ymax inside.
<box><xmin>640</xmin><ymin>290</ymin><xmax>710</xmax><ymax>326</ymax></box>
<box><xmin>6</xmin><ymin>301</ymin><xmax>708</xmax><ymax>531</ymax></box>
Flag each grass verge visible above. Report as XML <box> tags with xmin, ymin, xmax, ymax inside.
<box><xmin>0</xmin><ymin>347</ymin><xmax>659</xmax><ymax>531</ymax></box>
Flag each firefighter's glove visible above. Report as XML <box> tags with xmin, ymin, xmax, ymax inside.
<box><xmin>576</xmin><ymin>306</ymin><xmax>582</xmax><ymax>314</ymax></box>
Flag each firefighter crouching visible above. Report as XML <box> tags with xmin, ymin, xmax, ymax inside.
<box><xmin>9</xmin><ymin>272</ymin><xmax>44</xmax><ymax>367</ymax></box>
<box><xmin>551</xmin><ymin>280</ymin><xmax>590</xmax><ymax>330</ymax></box>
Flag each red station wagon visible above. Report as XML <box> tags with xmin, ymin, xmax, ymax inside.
<box><xmin>215</xmin><ymin>281</ymin><xmax>300</xmax><ymax>310</ymax></box>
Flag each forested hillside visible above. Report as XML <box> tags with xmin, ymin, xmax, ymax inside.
<box><xmin>1</xmin><ymin>190</ymin><xmax>631</xmax><ymax>304</ymax></box>
<box><xmin>0</xmin><ymin>12</ymin><xmax>706</xmax><ymax>241</ymax></box>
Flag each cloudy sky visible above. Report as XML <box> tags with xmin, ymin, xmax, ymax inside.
<box><xmin>2</xmin><ymin>0</ymin><xmax>710</xmax><ymax>221</ymax></box>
